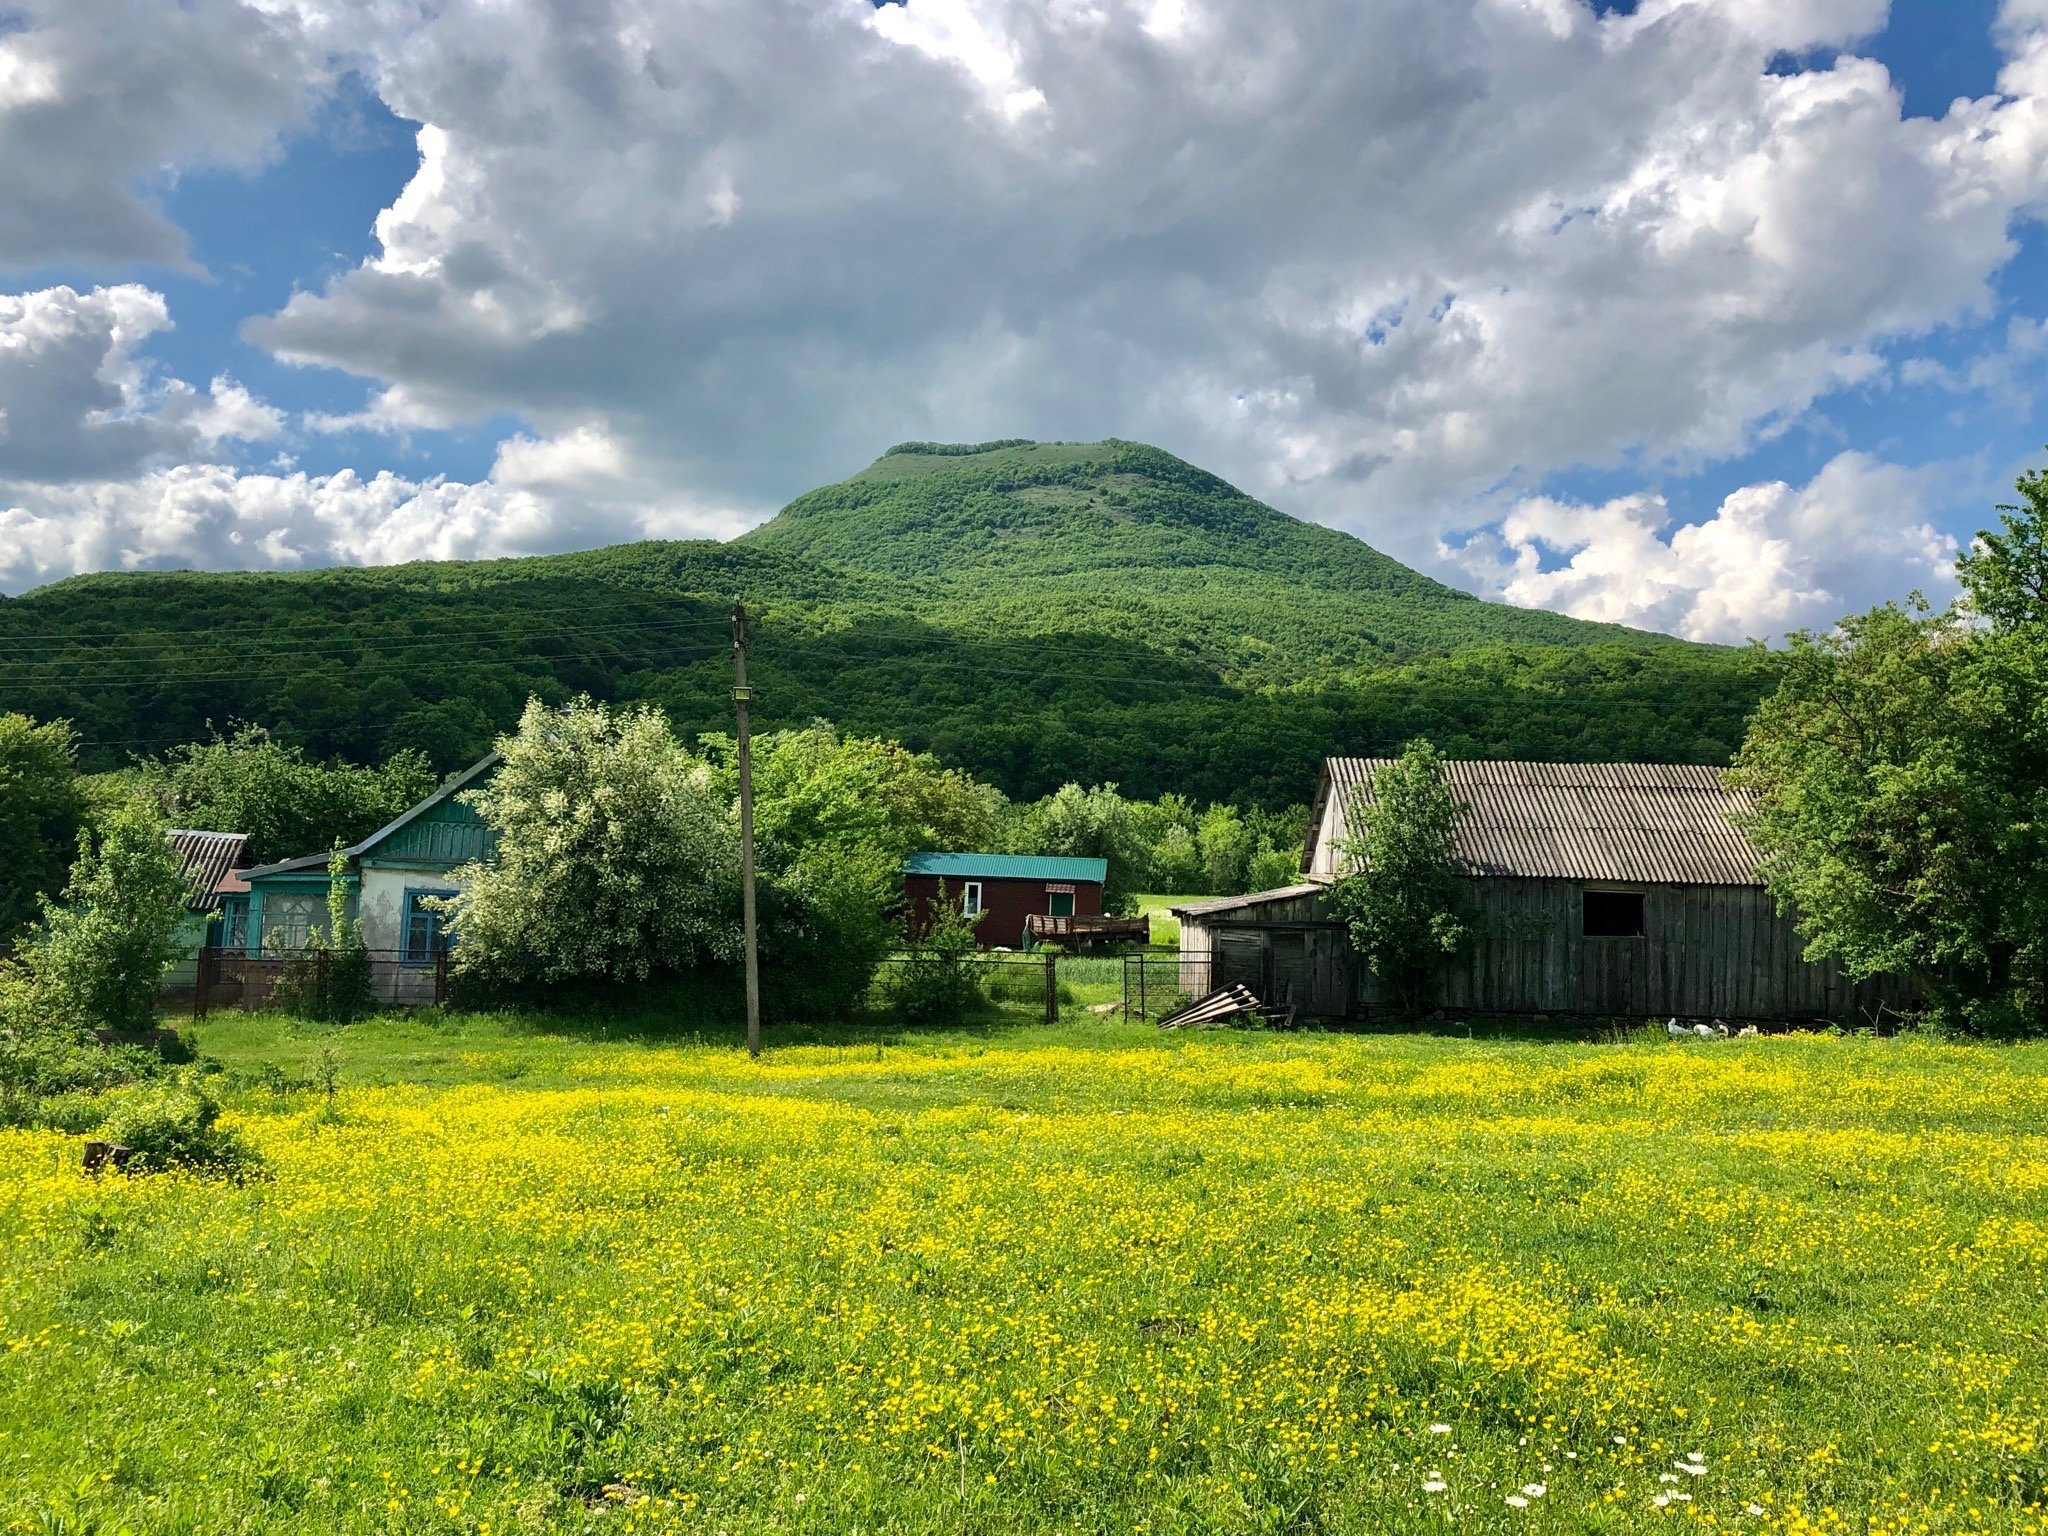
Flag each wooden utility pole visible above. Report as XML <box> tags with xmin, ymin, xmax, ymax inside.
<box><xmin>733</xmin><ymin>602</ymin><xmax>762</xmax><ymax>1059</ymax></box>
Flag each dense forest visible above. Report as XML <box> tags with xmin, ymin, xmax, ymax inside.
<box><xmin>0</xmin><ymin>440</ymin><xmax>1774</xmax><ymax>806</ymax></box>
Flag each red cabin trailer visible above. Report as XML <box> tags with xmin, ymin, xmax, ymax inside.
<box><xmin>901</xmin><ymin>853</ymin><xmax>1109</xmax><ymax>948</ymax></box>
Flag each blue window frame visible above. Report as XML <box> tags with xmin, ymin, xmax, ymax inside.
<box><xmin>403</xmin><ymin>888</ymin><xmax>454</xmax><ymax>964</ymax></box>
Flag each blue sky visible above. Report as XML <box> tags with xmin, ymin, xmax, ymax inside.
<box><xmin>2</xmin><ymin>0</ymin><xmax>2045</xmax><ymax>639</ymax></box>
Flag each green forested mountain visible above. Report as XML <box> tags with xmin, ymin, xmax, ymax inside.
<box><xmin>743</xmin><ymin>439</ymin><xmax>1653</xmax><ymax>682</ymax></box>
<box><xmin>0</xmin><ymin>439</ymin><xmax>1774</xmax><ymax>806</ymax></box>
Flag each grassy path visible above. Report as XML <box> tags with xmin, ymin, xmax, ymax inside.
<box><xmin>5</xmin><ymin>1016</ymin><xmax>2047</xmax><ymax>1533</ymax></box>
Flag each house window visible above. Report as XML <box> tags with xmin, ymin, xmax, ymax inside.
<box><xmin>404</xmin><ymin>889</ymin><xmax>452</xmax><ymax>964</ymax></box>
<box><xmin>262</xmin><ymin>893</ymin><xmax>325</xmax><ymax>953</ymax></box>
<box><xmin>1048</xmin><ymin>891</ymin><xmax>1075</xmax><ymax>917</ymax></box>
<box><xmin>1582</xmin><ymin>890</ymin><xmax>1646</xmax><ymax>938</ymax></box>
<box><xmin>217</xmin><ymin>896</ymin><xmax>250</xmax><ymax>954</ymax></box>
<box><xmin>961</xmin><ymin>882</ymin><xmax>983</xmax><ymax>916</ymax></box>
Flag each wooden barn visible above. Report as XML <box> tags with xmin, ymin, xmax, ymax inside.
<box><xmin>1173</xmin><ymin>759</ymin><xmax>1911</xmax><ymax>1023</ymax></box>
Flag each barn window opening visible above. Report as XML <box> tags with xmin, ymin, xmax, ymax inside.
<box><xmin>1582</xmin><ymin>890</ymin><xmax>1646</xmax><ymax>938</ymax></box>
<box><xmin>961</xmin><ymin>882</ymin><xmax>983</xmax><ymax>916</ymax></box>
<box><xmin>1048</xmin><ymin>891</ymin><xmax>1075</xmax><ymax>917</ymax></box>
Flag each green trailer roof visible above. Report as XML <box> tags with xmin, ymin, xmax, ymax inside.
<box><xmin>903</xmin><ymin>852</ymin><xmax>1108</xmax><ymax>884</ymax></box>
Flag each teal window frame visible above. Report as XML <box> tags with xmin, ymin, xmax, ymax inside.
<box><xmin>216</xmin><ymin>896</ymin><xmax>251</xmax><ymax>954</ymax></box>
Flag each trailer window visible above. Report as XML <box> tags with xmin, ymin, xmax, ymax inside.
<box><xmin>1582</xmin><ymin>890</ymin><xmax>1646</xmax><ymax>938</ymax></box>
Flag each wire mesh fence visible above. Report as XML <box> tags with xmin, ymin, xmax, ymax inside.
<box><xmin>1121</xmin><ymin>950</ymin><xmax>1214</xmax><ymax>1023</ymax></box>
<box><xmin>178</xmin><ymin>944</ymin><xmax>1201</xmax><ymax>1028</ymax></box>
<box><xmin>188</xmin><ymin>948</ymin><xmax>449</xmax><ymax>1017</ymax></box>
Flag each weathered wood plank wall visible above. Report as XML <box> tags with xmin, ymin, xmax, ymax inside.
<box><xmin>1187</xmin><ymin>880</ymin><xmax>1911</xmax><ymax>1022</ymax></box>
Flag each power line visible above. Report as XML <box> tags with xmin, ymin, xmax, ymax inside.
<box><xmin>0</xmin><ymin>614</ymin><xmax>1246</xmax><ymax>695</ymax></box>
<box><xmin>0</xmin><ymin>611</ymin><xmax>738</xmax><ymax>664</ymax></box>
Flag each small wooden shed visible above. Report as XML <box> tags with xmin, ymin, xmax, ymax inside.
<box><xmin>1175</xmin><ymin>759</ymin><xmax>1911</xmax><ymax>1023</ymax></box>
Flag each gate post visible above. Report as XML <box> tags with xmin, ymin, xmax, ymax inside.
<box><xmin>193</xmin><ymin>948</ymin><xmax>210</xmax><ymax>1022</ymax></box>
<box><xmin>1043</xmin><ymin>950</ymin><xmax>1057</xmax><ymax>1026</ymax></box>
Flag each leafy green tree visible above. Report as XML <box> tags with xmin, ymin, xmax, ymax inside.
<box><xmin>445</xmin><ymin>699</ymin><xmax>743</xmax><ymax>989</ymax></box>
<box><xmin>1005</xmin><ymin>783</ymin><xmax>1152</xmax><ymax>913</ymax></box>
<box><xmin>0</xmin><ymin>714</ymin><xmax>86</xmax><ymax>952</ymax></box>
<box><xmin>1732</xmin><ymin>464</ymin><xmax>2048</xmax><ymax>1033</ymax></box>
<box><xmin>1326</xmin><ymin>740</ymin><xmax>1470</xmax><ymax>1009</ymax></box>
<box><xmin>1196</xmin><ymin>804</ymin><xmax>1254</xmax><ymax>894</ymax></box>
<box><xmin>139</xmin><ymin>726</ymin><xmax>436</xmax><ymax>865</ymax></box>
<box><xmin>705</xmin><ymin>723</ymin><xmax>1004</xmax><ymax>870</ymax></box>
<box><xmin>11</xmin><ymin>796</ymin><xmax>193</xmax><ymax>1033</ymax></box>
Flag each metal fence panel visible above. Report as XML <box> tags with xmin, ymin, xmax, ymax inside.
<box><xmin>189</xmin><ymin>948</ymin><xmax>449</xmax><ymax>1016</ymax></box>
<box><xmin>1122</xmin><ymin>951</ymin><xmax>1213</xmax><ymax>1022</ymax></box>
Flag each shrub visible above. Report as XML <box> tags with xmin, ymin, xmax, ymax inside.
<box><xmin>875</xmin><ymin>889</ymin><xmax>988</xmax><ymax>1027</ymax></box>
<box><xmin>446</xmin><ymin>699</ymin><xmax>744</xmax><ymax>990</ymax></box>
<box><xmin>23</xmin><ymin>796</ymin><xmax>193</xmax><ymax>1034</ymax></box>
<box><xmin>97</xmin><ymin>1077</ymin><xmax>257</xmax><ymax>1175</ymax></box>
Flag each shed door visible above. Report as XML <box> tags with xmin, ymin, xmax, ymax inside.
<box><xmin>1217</xmin><ymin>931</ymin><xmax>1264</xmax><ymax>992</ymax></box>
<box><xmin>1270</xmin><ymin>932</ymin><xmax>1308</xmax><ymax>1010</ymax></box>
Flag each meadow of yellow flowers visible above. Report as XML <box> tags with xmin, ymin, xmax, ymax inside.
<box><xmin>4</xmin><ymin>1016</ymin><xmax>2047</xmax><ymax>1533</ymax></box>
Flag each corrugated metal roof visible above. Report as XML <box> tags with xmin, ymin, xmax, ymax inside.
<box><xmin>1171</xmin><ymin>884</ymin><xmax>1326</xmax><ymax>917</ymax></box>
<box><xmin>1316</xmin><ymin>759</ymin><xmax>1763</xmax><ymax>886</ymax></box>
<box><xmin>903</xmin><ymin>852</ymin><xmax>1109</xmax><ymax>884</ymax></box>
<box><xmin>164</xmin><ymin>829</ymin><xmax>251</xmax><ymax>911</ymax></box>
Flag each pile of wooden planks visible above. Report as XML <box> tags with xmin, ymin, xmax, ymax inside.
<box><xmin>1156</xmin><ymin>984</ymin><xmax>1295</xmax><ymax>1030</ymax></box>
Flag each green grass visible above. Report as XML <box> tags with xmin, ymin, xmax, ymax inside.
<box><xmin>1132</xmin><ymin>893</ymin><xmax>1205</xmax><ymax>948</ymax></box>
<box><xmin>6</xmin><ymin>1013</ymin><xmax>2048</xmax><ymax>1533</ymax></box>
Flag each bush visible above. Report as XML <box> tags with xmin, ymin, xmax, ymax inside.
<box><xmin>98</xmin><ymin>1077</ymin><xmax>257</xmax><ymax>1175</ymax></box>
<box><xmin>875</xmin><ymin>889</ymin><xmax>990</xmax><ymax>1026</ymax></box>
<box><xmin>874</xmin><ymin>952</ymin><xmax>990</xmax><ymax>1027</ymax></box>
<box><xmin>272</xmin><ymin>943</ymin><xmax>376</xmax><ymax>1024</ymax></box>
<box><xmin>23</xmin><ymin>796</ymin><xmax>193</xmax><ymax>1034</ymax></box>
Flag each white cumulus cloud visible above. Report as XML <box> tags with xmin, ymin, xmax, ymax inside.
<box><xmin>1450</xmin><ymin>452</ymin><xmax>1957</xmax><ymax>641</ymax></box>
<box><xmin>0</xmin><ymin>0</ymin><xmax>2045</xmax><ymax>640</ymax></box>
<box><xmin>0</xmin><ymin>284</ymin><xmax>281</xmax><ymax>483</ymax></box>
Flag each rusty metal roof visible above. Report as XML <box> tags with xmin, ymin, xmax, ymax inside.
<box><xmin>1314</xmin><ymin>760</ymin><xmax>1763</xmax><ymax>886</ymax></box>
<box><xmin>164</xmin><ymin>829</ymin><xmax>252</xmax><ymax>911</ymax></box>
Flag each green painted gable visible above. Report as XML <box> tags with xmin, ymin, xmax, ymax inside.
<box><xmin>366</xmin><ymin>792</ymin><xmax>495</xmax><ymax>869</ymax></box>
